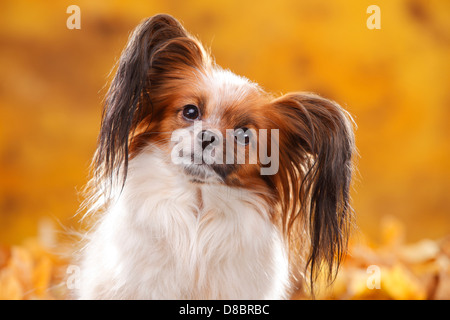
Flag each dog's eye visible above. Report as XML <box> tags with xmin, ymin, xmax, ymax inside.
<box><xmin>234</xmin><ymin>127</ymin><xmax>252</xmax><ymax>146</ymax></box>
<box><xmin>182</xmin><ymin>104</ymin><xmax>200</xmax><ymax>120</ymax></box>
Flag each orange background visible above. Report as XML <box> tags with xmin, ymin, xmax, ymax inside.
<box><xmin>0</xmin><ymin>0</ymin><xmax>449</xmax><ymax>245</ymax></box>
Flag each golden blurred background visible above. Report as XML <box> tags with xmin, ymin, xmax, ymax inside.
<box><xmin>0</xmin><ymin>0</ymin><xmax>449</xmax><ymax>253</ymax></box>
<box><xmin>1</xmin><ymin>0</ymin><xmax>450</xmax><ymax>300</ymax></box>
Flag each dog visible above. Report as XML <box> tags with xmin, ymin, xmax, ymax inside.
<box><xmin>76</xmin><ymin>14</ymin><xmax>355</xmax><ymax>299</ymax></box>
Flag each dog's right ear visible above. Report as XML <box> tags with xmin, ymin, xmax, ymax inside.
<box><xmin>96</xmin><ymin>14</ymin><xmax>207</xmax><ymax>185</ymax></box>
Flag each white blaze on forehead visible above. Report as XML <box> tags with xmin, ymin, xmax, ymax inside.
<box><xmin>200</xmin><ymin>68</ymin><xmax>259</xmax><ymax>126</ymax></box>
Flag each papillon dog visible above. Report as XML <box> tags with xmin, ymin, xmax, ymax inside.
<box><xmin>76</xmin><ymin>14</ymin><xmax>355</xmax><ymax>299</ymax></box>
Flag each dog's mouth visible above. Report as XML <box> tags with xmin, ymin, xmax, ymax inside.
<box><xmin>182</xmin><ymin>161</ymin><xmax>235</xmax><ymax>183</ymax></box>
<box><xmin>182</xmin><ymin>163</ymin><xmax>215</xmax><ymax>183</ymax></box>
<box><xmin>172</xmin><ymin>138</ymin><xmax>236</xmax><ymax>183</ymax></box>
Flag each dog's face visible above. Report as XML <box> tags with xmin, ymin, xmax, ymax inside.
<box><xmin>95</xmin><ymin>14</ymin><xmax>355</xmax><ymax>286</ymax></box>
<box><xmin>131</xmin><ymin>67</ymin><xmax>272</xmax><ymax>187</ymax></box>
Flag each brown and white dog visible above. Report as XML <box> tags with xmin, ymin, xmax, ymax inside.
<box><xmin>76</xmin><ymin>14</ymin><xmax>355</xmax><ymax>299</ymax></box>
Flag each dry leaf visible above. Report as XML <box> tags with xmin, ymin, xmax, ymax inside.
<box><xmin>0</xmin><ymin>269</ymin><xmax>23</xmax><ymax>300</ymax></box>
<box><xmin>381</xmin><ymin>264</ymin><xmax>426</xmax><ymax>300</ymax></box>
<box><xmin>399</xmin><ymin>239</ymin><xmax>440</xmax><ymax>264</ymax></box>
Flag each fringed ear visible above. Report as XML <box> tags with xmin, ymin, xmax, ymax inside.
<box><xmin>271</xmin><ymin>93</ymin><xmax>355</xmax><ymax>289</ymax></box>
<box><xmin>95</xmin><ymin>14</ymin><xmax>207</xmax><ymax>186</ymax></box>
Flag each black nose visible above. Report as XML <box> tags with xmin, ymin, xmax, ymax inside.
<box><xmin>198</xmin><ymin>130</ymin><xmax>219</xmax><ymax>150</ymax></box>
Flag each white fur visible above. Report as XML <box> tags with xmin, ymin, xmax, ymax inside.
<box><xmin>77</xmin><ymin>147</ymin><xmax>290</xmax><ymax>299</ymax></box>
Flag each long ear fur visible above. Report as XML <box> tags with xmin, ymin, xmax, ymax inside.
<box><xmin>271</xmin><ymin>93</ymin><xmax>355</xmax><ymax>289</ymax></box>
<box><xmin>95</xmin><ymin>14</ymin><xmax>207</xmax><ymax>187</ymax></box>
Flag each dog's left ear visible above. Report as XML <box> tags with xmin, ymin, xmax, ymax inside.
<box><xmin>270</xmin><ymin>93</ymin><xmax>355</xmax><ymax>284</ymax></box>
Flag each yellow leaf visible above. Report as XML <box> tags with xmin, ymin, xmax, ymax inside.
<box><xmin>33</xmin><ymin>256</ymin><xmax>53</xmax><ymax>297</ymax></box>
<box><xmin>399</xmin><ymin>239</ymin><xmax>440</xmax><ymax>264</ymax></box>
<box><xmin>0</xmin><ymin>269</ymin><xmax>23</xmax><ymax>300</ymax></box>
<box><xmin>382</xmin><ymin>264</ymin><xmax>426</xmax><ymax>300</ymax></box>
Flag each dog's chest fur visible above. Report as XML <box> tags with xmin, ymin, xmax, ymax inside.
<box><xmin>77</xmin><ymin>149</ymin><xmax>289</xmax><ymax>299</ymax></box>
